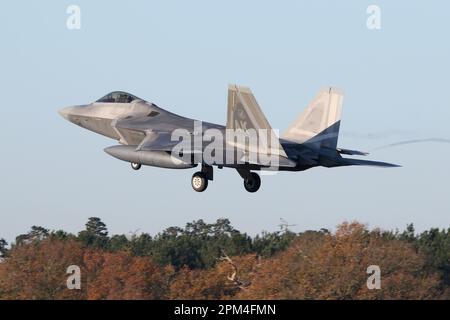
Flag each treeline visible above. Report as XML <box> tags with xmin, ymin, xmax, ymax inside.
<box><xmin>5</xmin><ymin>218</ymin><xmax>295</xmax><ymax>270</ymax></box>
<box><xmin>0</xmin><ymin>218</ymin><xmax>449</xmax><ymax>299</ymax></box>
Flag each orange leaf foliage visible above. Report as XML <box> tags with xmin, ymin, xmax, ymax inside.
<box><xmin>239</xmin><ymin>222</ymin><xmax>440</xmax><ymax>299</ymax></box>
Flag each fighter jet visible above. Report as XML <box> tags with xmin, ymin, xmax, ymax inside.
<box><xmin>59</xmin><ymin>85</ymin><xmax>399</xmax><ymax>193</ymax></box>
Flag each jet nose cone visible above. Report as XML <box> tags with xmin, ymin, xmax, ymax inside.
<box><xmin>58</xmin><ymin>106</ymin><xmax>74</xmax><ymax>121</ymax></box>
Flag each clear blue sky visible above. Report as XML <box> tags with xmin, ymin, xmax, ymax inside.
<box><xmin>1</xmin><ymin>1</ymin><xmax>449</xmax><ymax>243</ymax></box>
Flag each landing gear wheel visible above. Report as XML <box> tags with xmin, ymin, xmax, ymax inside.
<box><xmin>131</xmin><ymin>163</ymin><xmax>142</xmax><ymax>170</ymax></box>
<box><xmin>243</xmin><ymin>172</ymin><xmax>261</xmax><ymax>193</ymax></box>
<box><xmin>191</xmin><ymin>172</ymin><xmax>208</xmax><ymax>192</ymax></box>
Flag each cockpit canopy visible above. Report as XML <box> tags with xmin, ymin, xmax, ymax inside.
<box><xmin>96</xmin><ymin>91</ymin><xmax>141</xmax><ymax>103</ymax></box>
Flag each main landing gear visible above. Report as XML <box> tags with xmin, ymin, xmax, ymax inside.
<box><xmin>243</xmin><ymin>172</ymin><xmax>261</xmax><ymax>193</ymax></box>
<box><xmin>237</xmin><ymin>168</ymin><xmax>261</xmax><ymax>193</ymax></box>
<box><xmin>191</xmin><ymin>166</ymin><xmax>261</xmax><ymax>193</ymax></box>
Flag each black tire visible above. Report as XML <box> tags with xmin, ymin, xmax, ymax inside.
<box><xmin>191</xmin><ymin>172</ymin><xmax>208</xmax><ymax>192</ymax></box>
<box><xmin>131</xmin><ymin>163</ymin><xmax>142</xmax><ymax>170</ymax></box>
<box><xmin>243</xmin><ymin>172</ymin><xmax>261</xmax><ymax>193</ymax></box>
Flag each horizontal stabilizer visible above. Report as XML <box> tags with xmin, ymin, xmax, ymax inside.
<box><xmin>337</xmin><ymin>148</ymin><xmax>369</xmax><ymax>156</ymax></box>
<box><xmin>339</xmin><ymin>158</ymin><xmax>401</xmax><ymax>168</ymax></box>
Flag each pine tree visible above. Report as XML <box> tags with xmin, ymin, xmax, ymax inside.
<box><xmin>0</xmin><ymin>238</ymin><xmax>8</xmax><ymax>258</ymax></box>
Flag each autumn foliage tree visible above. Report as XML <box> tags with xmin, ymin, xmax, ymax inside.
<box><xmin>169</xmin><ymin>254</ymin><xmax>259</xmax><ymax>300</ymax></box>
<box><xmin>0</xmin><ymin>218</ymin><xmax>448</xmax><ymax>300</ymax></box>
<box><xmin>0</xmin><ymin>239</ymin><xmax>85</xmax><ymax>299</ymax></box>
<box><xmin>84</xmin><ymin>250</ymin><xmax>174</xmax><ymax>299</ymax></box>
<box><xmin>0</xmin><ymin>239</ymin><xmax>173</xmax><ymax>300</ymax></box>
<box><xmin>239</xmin><ymin>222</ymin><xmax>441</xmax><ymax>299</ymax></box>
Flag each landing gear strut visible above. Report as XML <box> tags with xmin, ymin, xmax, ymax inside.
<box><xmin>191</xmin><ymin>165</ymin><xmax>213</xmax><ymax>192</ymax></box>
<box><xmin>131</xmin><ymin>163</ymin><xmax>141</xmax><ymax>170</ymax></box>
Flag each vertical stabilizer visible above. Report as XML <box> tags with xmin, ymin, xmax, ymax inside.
<box><xmin>282</xmin><ymin>87</ymin><xmax>344</xmax><ymax>149</ymax></box>
<box><xmin>226</xmin><ymin>84</ymin><xmax>287</xmax><ymax>157</ymax></box>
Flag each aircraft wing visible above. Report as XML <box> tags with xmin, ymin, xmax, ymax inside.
<box><xmin>239</xmin><ymin>153</ymin><xmax>297</xmax><ymax>168</ymax></box>
<box><xmin>135</xmin><ymin>131</ymin><xmax>179</xmax><ymax>151</ymax></box>
<box><xmin>134</xmin><ymin>130</ymin><xmax>203</xmax><ymax>156</ymax></box>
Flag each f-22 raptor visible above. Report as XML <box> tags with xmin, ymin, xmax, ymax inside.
<box><xmin>59</xmin><ymin>85</ymin><xmax>398</xmax><ymax>193</ymax></box>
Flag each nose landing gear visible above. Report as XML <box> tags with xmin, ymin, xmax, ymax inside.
<box><xmin>191</xmin><ymin>172</ymin><xmax>208</xmax><ymax>192</ymax></box>
<box><xmin>191</xmin><ymin>164</ymin><xmax>214</xmax><ymax>192</ymax></box>
<box><xmin>131</xmin><ymin>163</ymin><xmax>142</xmax><ymax>170</ymax></box>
